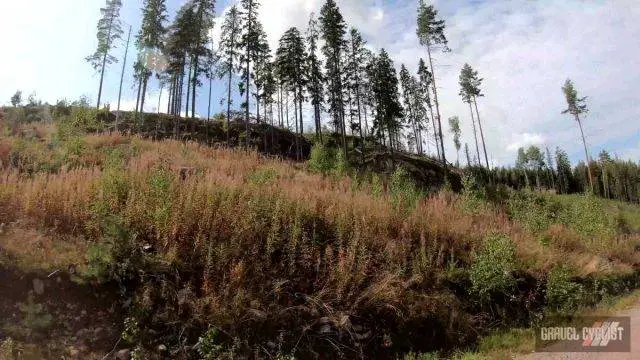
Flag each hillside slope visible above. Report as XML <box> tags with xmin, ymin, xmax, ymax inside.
<box><xmin>1</xmin><ymin>120</ymin><xmax>640</xmax><ymax>359</ymax></box>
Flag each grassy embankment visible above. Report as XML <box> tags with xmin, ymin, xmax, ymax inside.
<box><xmin>1</xmin><ymin>109</ymin><xmax>640</xmax><ymax>359</ymax></box>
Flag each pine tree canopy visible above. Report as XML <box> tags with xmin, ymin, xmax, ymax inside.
<box><xmin>416</xmin><ymin>0</ymin><xmax>447</xmax><ymax>48</ymax></box>
<box><xmin>86</xmin><ymin>0</ymin><xmax>124</xmax><ymax>70</ymax></box>
<box><xmin>561</xmin><ymin>79</ymin><xmax>588</xmax><ymax>117</ymax></box>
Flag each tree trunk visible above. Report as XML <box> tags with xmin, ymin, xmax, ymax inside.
<box><xmin>139</xmin><ymin>75</ymin><xmax>149</xmax><ymax>128</ymax></box>
<box><xmin>426</xmin><ymin>44</ymin><xmax>446</xmax><ymax>170</ymax></box>
<box><xmin>134</xmin><ymin>75</ymin><xmax>143</xmax><ymax>124</ymax></box>
<box><xmin>427</xmin><ymin>104</ymin><xmax>439</xmax><ymax>160</ymax></box>
<box><xmin>191</xmin><ymin>55</ymin><xmax>199</xmax><ymax>119</ymax></box>
<box><xmin>185</xmin><ymin>61</ymin><xmax>192</xmax><ymax>118</ymax></box>
<box><xmin>157</xmin><ymin>83</ymin><xmax>163</xmax><ymax>114</ymax></box>
<box><xmin>469</xmin><ymin>101</ymin><xmax>481</xmax><ymax>167</ymax></box>
<box><xmin>244</xmin><ymin>1</ymin><xmax>253</xmax><ymax>149</ymax></box>
<box><xmin>299</xmin><ymin>87</ymin><xmax>304</xmax><ymax>159</ymax></box>
<box><xmin>576</xmin><ymin>114</ymin><xmax>594</xmax><ymax>192</ymax></box>
<box><xmin>96</xmin><ymin>11</ymin><xmax>115</xmax><ymax>110</ymax></box>
<box><xmin>294</xmin><ymin>90</ymin><xmax>299</xmax><ymax>160</ymax></box>
<box><xmin>115</xmin><ymin>25</ymin><xmax>132</xmax><ymax>131</ymax></box>
<box><xmin>285</xmin><ymin>91</ymin><xmax>289</xmax><ymax>130</ymax></box>
<box><xmin>473</xmin><ymin>96</ymin><xmax>490</xmax><ymax>169</ymax></box>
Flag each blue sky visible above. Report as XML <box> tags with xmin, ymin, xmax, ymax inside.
<box><xmin>1</xmin><ymin>0</ymin><xmax>639</xmax><ymax>167</ymax></box>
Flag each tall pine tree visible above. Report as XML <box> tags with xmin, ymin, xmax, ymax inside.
<box><xmin>417</xmin><ymin>0</ymin><xmax>448</xmax><ymax>169</ymax></box>
<box><xmin>86</xmin><ymin>0</ymin><xmax>123</xmax><ymax>110</ymax></box>
<box><xmin>562</xmin><ymin>79</ymin><xmax>594</xmax><ymax>192</ymax></box>
<box><xmin>306</xmin><ymin>13</ymin><xmax>324</xmax><ymax>143</ymax></box>
<box><xmin>218</xmin><ymin>5</ymin><xmax>243</xmax><ymax>145</ymax></box>
<box><xmin>319</xmin><ymin>0</ymin><xmax>348</xmax><ymax>156</ymax></box>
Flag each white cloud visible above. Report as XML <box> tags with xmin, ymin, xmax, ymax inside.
<box><xmin>506</xmin><ymin>133</ymin><xmax>546</xmax><ymax>152</ymax></box>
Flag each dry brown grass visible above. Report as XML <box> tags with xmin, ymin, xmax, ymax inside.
<box><xmin>1</xmin><ymin>129</ymin><xmax>639</xmax><ymax>356</ymax></box>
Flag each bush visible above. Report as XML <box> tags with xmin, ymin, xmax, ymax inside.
<box><xmin>390</xmin><ymin>166</ymin><xmax>422</xmax><ymax>209</ymax></box>
<box><xmin>308</xmin><ymin>143</ymin><xmax>334</xmax><ymax>174</ymax></box>
<box><xmin>470</xmin><ymin>234</ymin><xmax>517</xmax><ymax>301</ymax></box>
<box><xmin>546</xmin><ymin>265</ymin><xmax>584</xmax><ymax>314</ymax></box>
<box><xmin>57</xmin><ymin>106</ymin><xmax>102</xmax><ymax>140</ymax></box>
<box><xmin>460</xmin><ymin>173</ymin><xmax>487</xmax><ymax>213</ymax></box>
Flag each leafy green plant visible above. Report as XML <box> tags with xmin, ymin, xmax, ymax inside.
<box><xmin>470</xmin><ymin>234</ymin><xmax>517</xmax><ymax>301</ymax></box>
<box><xmin>197</xmin><ymin>328</ymin><xmax>226</xmax><ymax>360</ymax></box>
<box><xmin>390</xmin><ymin>166</ymin><xmax>422</xmax><ymax>209</ymax></box>
<box><xmin>308</xmin><ymin>143</ymin><xmax>335</xmax><ymax>174</ymax></box>
<box><xmin>546</xmin><ymin>265</ymin><xmax>584</xmax><ymax>313</ymax></box>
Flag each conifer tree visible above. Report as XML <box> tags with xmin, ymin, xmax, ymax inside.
<box><xmin>470</xmin><ymin>66</ymin><xmax>490</xmax><ymax>169</ymax></box>
<box><xmin>319</xmin><ymin>0</ymin><xmax>348</xmax><ymax>156</ymax></box>
<box><xmin>306</xmin><ymin>13</ymin><xmax>324</xmax><ymax>142</ymax></box>
<box><xmin>276</xmin><ymin>27</ymin><xmax>308</xmax><ymax>159</ymax></box>
<box><xmin>417</xmin><ymin>59</ymin><xmax>440</xmax><ymax>160</ymax></box>
<box><xmin>448</xmin><ymin>116</ymin><xmax>461</xmax><ymax>166</ymax></box>
<box><xmin>188</xmin><ymin>0</ymin><xmax>217</xmax><ymax>119</ymax></box>
<box><xmin>346</xmin><ymin>28</ymin><xmax>367</xmax><ymax>150</ymax></box>
<box><xmin>218</xmin><ymin>5</ymin><xmax>243</xmax><ymax>145</ymax></box>
<box><xmin>135</xmin><ymin>0</ymin><xmax>168</xmax><ymax>122</ymax></box>
<box><xmin>562</xmin><ymin>79</ymin><xmax>594</xmax><ymax>192</ymax></box>
<box><xmin>370</xmin><ymin>49</ymin><xmax>403</xmax><ymax>163</ymax></box>
<box><xmin>556</xmin><ymin>147</ymin><xmax>573</xmax><ymax>194</ymax></box>
<box><xmin>417</xmin><ymin>0</ymin><xmax>448</xmax><ymax>168</ymax></box>
<box><xmin>400</xmin><ymin>64</ymin><xmax>422</xmax><ymax>155</ymax></box>
<box><xmin>239</xmin><ymin>0</ymin><xmax>263</xmax><ymax>147</ymax></box>
<box><xmin>86</xmin><ymin>0</ymin><xmax>123</xmax><ymax>110</ymax></box>
<box><xmin>252</xmin><ymin>25</ymin><xmax>271</xmax><ymax>123</ymax></box>
<box><xmin>10</xmin><ymin>91</ymin><xmax>22</xmax><ymax>107</ymax></box>
<box><xmin>459</xmin><ymin>63</ymin><xmax>486</xmax><ymax>168</ymax></box>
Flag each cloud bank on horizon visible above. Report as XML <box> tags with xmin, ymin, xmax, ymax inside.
<box><xmin>1</xmin><ymin>0</ymin><xmax>638</xmax><ymax>166</ymax></box>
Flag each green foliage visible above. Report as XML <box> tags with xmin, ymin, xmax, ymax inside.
<box><xmin>197</xmin><ymin>328</ymin><xmax>226</xmax><ymax>360</ymax></box>
<box><xmin>84</xmin><ymin>218</ymin><xmax>142</xmax><ymax>284</ymax></box>
<box><xmin>307</xmin><ymin>143</ymin><xmax>348</xmax><ymax>176</ymax></box>
<box><xmin>470</xmin><ymin>234</ymin><xmax>517</xmax><ymax>301</ymax></box>
<box><xmin>57</xmin><ymin>106</ymin><xmax>103</xmax><ymax>140</ymax></box>
<box><xmin>507</xmin><ymin>191</ymin><xmax>616</xmax><ymax>239</ymax></box>
<box><xmin>460</xmin><ymin>173</ymin><xmax>487</xmax><ymax>213</ymax></box>
<box><xmin>308</xmin><ymin>143</ymin><xmax>335</xmax><ymax>174</ymax></box>
<box><xmin>389</xmin><ymin>166</ymin><xmax>422</xmax><ymax>209</ymax></box>
<box><xmin>371</xmin><ymin>173</ymin><xmax>384</xmax><ymax>197</ymax></box>
<box><xmin>248</xmin><ymin>166</ymin><xmax>279</xmax><ymax>185</ymax></box>
<box><xmin>546</xmin><ymin>265</ymin><xmax>584</xmax><ymax>313</ymax></box>
<box><xmin>557</xmin><ymin>195</ymin><xmax>616</xmax><ymax>239</ymax></box>
<box><xmin>148</xmin><ymin>166</ymin><xmax>174</xmax><ymax>231</ymax></box>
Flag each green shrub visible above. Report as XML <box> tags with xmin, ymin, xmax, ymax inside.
<box><xmin>460</xmin><ymin>173</ymin><xmax>487</xmax><ymax>213</ymax></box>
<box><xmin>197</xmin><ymin>328</ymin><xmax>227</xmax><ymax>360</ymax></box>
<box><xmin>390</xmin><ymin>166</ymin><xmax>422</xmax><ymax>209</ymax></box>
<box><xmin>308</xmin><ymin>143</ymin><xmax>335</xmax><ymax>174</ymax></box>
<box><xmin>84</xmin><ymin>218</ymin><xmax>142</xmax><ymax>284</ymax></box>
<box><xmin>558</xmin><ymin>195</ymin><xmax>615</xmax><ymax>239</ymax></box>
<box><xmin>546</xmin><ymin>265</ymin><xmax>584</xmax><ymax>313</ymax></box>
<box><xmin>57</xmin><ymin>106</ymin><xmax>102</xmax><ymax>140</ymax></box>
<box><xmin>470</xmin><ymin>234</ymin><xmax>517</xmax><ymax>301</ymax></box>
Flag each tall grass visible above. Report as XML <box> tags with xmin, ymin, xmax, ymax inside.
<box><xmin>1</xmin><ymin>128</ymin><xmax>640</xmax><ymax>356</ymax></box>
